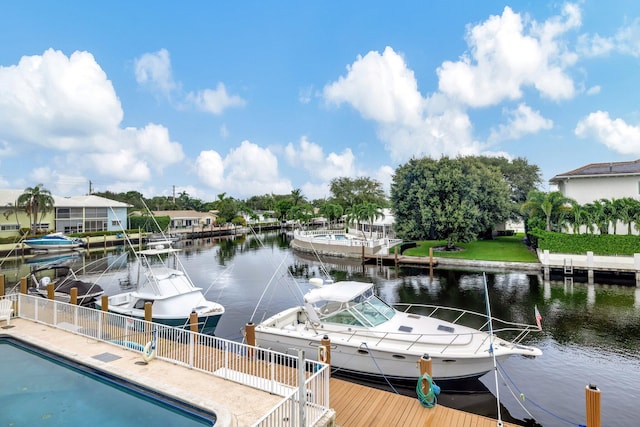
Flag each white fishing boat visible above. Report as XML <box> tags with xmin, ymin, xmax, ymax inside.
<box><xmin>94</xmin><ymin>244</ymin><xmax>225</xmax><ymax>335</ymax></box>
<box><xmin>24</xmin><ymin>232</ymin><xmax>86</xmax><ymax>252</ymax></box>
<box><xmin>254</xmin><ymin>279</ymin><xmax>542</xmax><ymax>383</ymax></box>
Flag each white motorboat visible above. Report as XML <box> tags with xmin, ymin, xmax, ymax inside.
<box><xmin>254</xmin><ymin>279</ymin><xmax>542</xmax><ymax>383</ymax></box>
<box><xmin>94</xmin><ymin>245</ymin><xmax>225</xmax><ymax>335</ymax></box>
<box><xmin>24</xmin><ymin>232</ymin><xmax>86</xmax><ymax>252</ymax></box>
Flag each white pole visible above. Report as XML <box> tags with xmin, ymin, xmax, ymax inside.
<box><xmin>298</xmin><ymin>349</ymin><xmax>307</xmax><ymax>427</ymax></box>
<box><xmin>483</xmin><ymin>273</ymin><xmax>503</xmax><ymax>427</ymax></box>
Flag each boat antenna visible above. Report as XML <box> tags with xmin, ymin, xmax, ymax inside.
<box><xmin>483</xmin><ymin>272</ymin><xmax>503</xmax><ymax>427</ymax></box>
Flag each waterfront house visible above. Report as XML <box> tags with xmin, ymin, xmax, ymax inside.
<box><xmin>0</xmin><ymin>190</ymin><xmax>130</xmax><ymax>238</ymax></box>
<box><xmin>150</xmin><ymin>210</ymin><xmax>217</xmax><ymax>231</ymax></box>
<box><xmin>550</xmin><ymin>159</ymin><xmax>640</xmax><ymax>204</ymax></box>
<box><xmin>550</xmin><ymin>159</ymin><xmax>640</xmax><ymax>234</ymax></box>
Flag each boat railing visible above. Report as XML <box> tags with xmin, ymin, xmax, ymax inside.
<box><xmin>393</xmin><ymin>302</ymin><xmax>539</xmax><ymax>341</ymax></box>
<box><xmin>310</xmin><ymin>303</ymin><xmax>539</xmax><ymax>355</ymax></box>
<box><xmin>9</xmin><ymin>293</ymin><xmax>331</xmax><ymax>427</ymax></box>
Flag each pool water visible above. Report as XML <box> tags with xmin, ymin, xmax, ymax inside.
<box><xmin>0</xmin><ymin>338</ymin><xmax>215</xmax><ymax>426</ymax></box>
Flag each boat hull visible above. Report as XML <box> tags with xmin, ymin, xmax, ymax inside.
<box><xmin>254</xmin><ymin>328</ymin><xmax>506</xmax><ymax>382</ymax></box>
<box><xmin>95</xmin><ymin>304</ymin><xmax>223</xmax><ymax>335</ymax></box>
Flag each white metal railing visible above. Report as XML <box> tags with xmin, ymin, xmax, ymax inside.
<box><xmin>293</xmin><ymin>229</ymin><xmax>386</xmax><ymax>248</ymax></box>
<box><xmin>393</xmin><ymin>303</ymin><xmax>539</xmax><ymax>350</ymax></box>
<box><xmin>8</xmin><ymin>294</ymin><xmax>330</xmax><ymax>427</ymax></box>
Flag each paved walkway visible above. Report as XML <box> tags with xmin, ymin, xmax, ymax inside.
<box><xmin>1</xmin><ymin>319</ymin><xmax>284</xmax><ymax>427</ymax></box>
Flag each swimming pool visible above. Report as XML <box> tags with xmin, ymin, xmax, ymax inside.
<box><xmin>0</xmin><ymin>336</ymin><xmax>216</xmax><ymax>426</ymax></box>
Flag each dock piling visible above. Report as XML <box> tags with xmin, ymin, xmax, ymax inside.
<box><xmin>586</xmin><ymin>384</ymin><xmax>601</xmax><ymax>427</ymax></box>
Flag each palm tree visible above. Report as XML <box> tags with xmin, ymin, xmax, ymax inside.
<box><xmin>614</xmin><ymin>197</ymin><xmax>640</xmax><ymax>235</ymax></box>
<box><xmin>290</xmin><ymin>188</ymin><xmax>306</xmax><ymax>206</ymax></box>
<box><xmin>17</xmin><ymin>184</ymin><xmax>55</xmax><ymax>235</ymax></box>
<box><xmin>521</xmin><ymin>190</ymin><xmax>571</xmax><ymax>232</ymax></box>
<box><xmin>357</xmin><ymin>202</ymin><xmax>385</xmax><ymax>239</ymax></box>
<box><xmin>318</xmin><ymin>203</ymin><xmax>343</xmax><ymax>228</ymax></box>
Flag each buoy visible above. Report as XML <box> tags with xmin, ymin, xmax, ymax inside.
<box><xmin>142</xmin><ymin>340</ymin><xmax>156</xmax><ymax>362</ymax></box>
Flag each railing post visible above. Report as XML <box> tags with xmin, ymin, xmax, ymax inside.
<box><xmin>586</xmin><ymin>384</ymin><xmax>601</xmax><ymax>427</ymax></box>
<box><xmin>0</xmin><ymin>274</ymin><xmax>4</xmax><ymax>297</ymax></box>
<box><xmin>297</xmin><ymin>349</ymin><xmax>307</xmax><ymax>427</ymax></box>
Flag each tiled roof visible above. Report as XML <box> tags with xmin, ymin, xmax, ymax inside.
<box><xmin>550</xmin><ymin>159</ymin><xmax>640</xmax><ymax>182</ymax></box>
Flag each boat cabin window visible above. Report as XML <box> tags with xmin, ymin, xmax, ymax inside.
<box><xmin>323</xmin><ymin>311</ymin><xmax>364</xmax><ymax>326</ymax></box>
<box><xmin>133</xmin><ymin>299</ymin><xmax>154</xmax><ymax>309</ymax></box>
<box><xmin>351</xmin><ymin>296</ymin><xmax>395</xmax><ymax>327</ymax></box>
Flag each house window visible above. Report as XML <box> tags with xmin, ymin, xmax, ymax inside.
<box><xmin>0</xmin><ymin>224</ymin><xmax>20</xmax><ymax>231</ymax></box>
<box><xmin>112</xmin><ymin>220</ymin><xmax>121</xmax><ymax>226</ymax></box>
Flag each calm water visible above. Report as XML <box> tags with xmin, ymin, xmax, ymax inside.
<box><xmin>4</xmin><ymin>231</ymin><xmax>640</xmax><ymax>426</ymax></box>
<box><xmin>0</xmin><ymin>339</ymin><xmax>214</xmax><ymax>426</ymax></box>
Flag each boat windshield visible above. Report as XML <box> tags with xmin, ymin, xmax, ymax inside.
<box><xmin>322</xmin><ymin>294</ymin><xmax>395</xmax><ymax>327</ymax></box>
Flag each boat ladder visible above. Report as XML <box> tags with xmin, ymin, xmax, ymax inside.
<box><xmin>564</xmin><ymin>258</ymin><xmax>573</xmax><ymax>275</ymax></box>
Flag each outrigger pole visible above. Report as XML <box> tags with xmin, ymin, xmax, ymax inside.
<box><xmin>483</xmin><ymin>272</ymin><xmax>503</xmax><ymax>427</ymax></box>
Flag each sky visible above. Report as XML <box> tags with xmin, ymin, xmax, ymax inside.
<box><xmin>1</xmin><ymin>1</ymin><xmax>640</xmax><ymax>202</ymax></box>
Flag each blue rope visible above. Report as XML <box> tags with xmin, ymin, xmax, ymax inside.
<box><xmin>416</xmin><ymin>373</ymin><xmax>441</xmax><ymax>408</ymax></box>
<box><xmin>496</xmin><ymin>360</ymin><xmax>584</xmax><ymax>427</ymax></box>
<box><xmin>361</xmin><ymin>342</ymin><xmax>399</xmax><ymax>394</ymax></box>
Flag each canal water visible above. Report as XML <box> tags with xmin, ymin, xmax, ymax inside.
<box><xmin>4</xmin><ymin>231</ymin><xmax>639</xmax><ymax>426</ymax></box>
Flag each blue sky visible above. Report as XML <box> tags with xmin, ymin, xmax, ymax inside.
<box><xmin>1</xmin><ymin>1</ymin><xmax>639</xmax><ymax>201</ymax></box>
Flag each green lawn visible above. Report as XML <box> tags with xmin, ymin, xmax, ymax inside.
<box><xmin>403</xmin><ymin>233</ymin><xmax>539</xmax><ymax>262</ymax></box>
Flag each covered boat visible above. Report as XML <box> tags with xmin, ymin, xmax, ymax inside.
<box><xmin>254</xmin><ymin>279</ymin><xmax>542</xmax><ymax>383</ymax></box>
<box><xmin>28</xmin><ymin>265</ymin><xmax>104</xmax><ymax>306</ymax></box>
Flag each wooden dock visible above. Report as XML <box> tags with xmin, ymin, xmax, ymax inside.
<box><xmin>330</xmin><ymin>378</ymin><xmax>521</xmax><ymax>427</ymax></box>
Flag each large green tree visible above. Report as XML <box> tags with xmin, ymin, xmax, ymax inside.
<box><xmin>391</xmin><ymin>157</ymin><xmax>510</xmax><ymax>249</ymax></box>
<box><xmin>17</xmin><ymin>184</ymin><xmax>55</xmax><ymax>234</ymax></box>
<box><xmin>474</xmin><ymin>156</ymin><xmax>542</xmax><ymax>222</ymax></box>
<box><xmin>329</xmin><ymin>177</ymin><xmax>387</xmax><ymax>210</ymax></box>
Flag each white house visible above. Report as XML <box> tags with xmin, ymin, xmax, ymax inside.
<box><xmin>549</xmin><ymin>159</ymin><xmax>640</xmax><ymax>205</ymax></box>
<box><xmin>549</xmin><ymin>159</ymin><xmax>640</xmax><ymax>235</ymax></box>
<box><xmin>0</xmin><ymin>190</ymin><xmax>130</xmax><ymax>236</ymax></box>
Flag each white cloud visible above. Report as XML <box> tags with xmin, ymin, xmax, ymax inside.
<box><xmin>195</xmin><ymin>140</ymin><xmax>292</xmax><ymax>197</ymax></box>
<box><xmin>187</xmin><ymin>83</ymin><xmax>246</xmax><ymax>115</ymax></box>
<box><xmin>586</xmin><ymin>85</ymin><xmax>601</xmax><ymax>95</ymax></box>
<box><xmin>378</xmin><ymin>106</ymin><xmax>482</xmax><ymax>161</ymax></box>
<box><xmin>578</xmin><ymin>18</ymin><xmax>640</xmax><ymax>58</ymax></box>
<box><xmin>489</xmin><ymin>103</ymin><xmax>553</xmax><ymax>143</ymax></box>
<box><xmin>285</xmin><ymin>136</ymin><xmax>355</xmax><ymax>181</ymax></box>
<box><xmin>437</xmin><ymin>5</ymin><xmax>578</xmax><ymax>107</ymax></box>
<box><xmin>298</xmin><ymin>85</ymin><xmax>313</xmax><ymax>104</ymax></box>
<box><xmin>135</xmin><ymin>49</ymin><xmax>245</xmax><ymax>115</ymax></box>
<box><xmin>323</xmin><ymin>46</ymin><xmax>423</xmax><ymax>126</ymax></box>
<box><xmin>0</xmin><ymin>48</ymin><xmax>123</xmax><ymax>150</ymax></box>
<box><xmin>0</xmin><ymin>49</ymin><xmax>186</xmax><ymax>195</ymax></box>
<box><xmin>301</xmin><ymin>182</ymin><xmax>330</xmax><ymax>201</ymax></box>
<box><xmin>134</xmin><ymin>48</ymin><xmax>178</xmax><ymax>96</ymax></box>
<box><xmin>575</xmin><ymin>111</ymin><xmax>640</xmax><ymax>154</ymax></box>
<box><xmin>195</xmin><ymin>150</ymin><xmax>225</xmax><ymax>188</ymax></box>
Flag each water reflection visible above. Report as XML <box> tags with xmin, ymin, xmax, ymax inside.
<box><xmin>2</xmin><ymin>231</ymin><xmax>638</xmax><ymax>426</ymax></box>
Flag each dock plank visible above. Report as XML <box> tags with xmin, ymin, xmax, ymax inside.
<box><xmin>330</xmin><ymin>378</ymin><xmax>521</xmax><ymax>427</ymax></box>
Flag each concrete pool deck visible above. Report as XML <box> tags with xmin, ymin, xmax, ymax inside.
<box><xmin>1</xmin><ymin>318</ymin><xmax>284</xmax><ymax>427</ymax></box>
